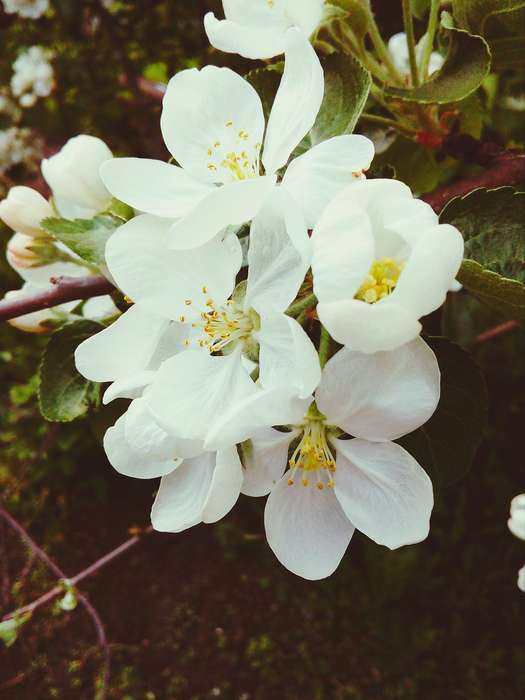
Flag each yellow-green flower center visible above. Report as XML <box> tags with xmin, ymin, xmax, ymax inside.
<box><xmin>355</xmin><ymin>257</ymin><xmax>404</xmax><ymax>304</ymax></box>
<box><xmin>288</xmin><ymin>418</ymin><xmax>336</xmax><ymax>490</ymax></box>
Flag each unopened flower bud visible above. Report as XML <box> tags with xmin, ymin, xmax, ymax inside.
<box><xmin>42</xmin><ymin>134</ymin><xmax>113</xmax><ymax>213</ymax></box>
<box><xmin>7</xmin><ymin>232</ymin><xmax>45</xmax><ymax>269</ymax></box>
<box><xmin>509</xmin><ymin>494</ymin><xmax>525</xmax><ymax>540</ymax></box>
<box><xmin>0</xmin><ymin>186</ymin><xmax>53</xmax><ymax>237</ymax></box>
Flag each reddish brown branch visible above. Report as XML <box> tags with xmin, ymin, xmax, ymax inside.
<box><xmin>0</xmin><ymin>275</ymin><xmax>115</xmax><ymax>323</ymax></box>
<box><xmin>422</xmin><ymin>134</ymin><xmax>525</xmax><ymax>213</ymax></box>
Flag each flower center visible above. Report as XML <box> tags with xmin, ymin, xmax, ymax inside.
<box><xmin>180</xmin><ymin>288</ymin><xmax>255</xmax><ymax>354</ymax></box>
<box><xmin>206</xmin><ymin>121</ymin><xmax>261</xmax><ymax>182</ymax></box>
<box><xmin>355</xmin><ymin>257</ymin><xmax>404</xmax><ymax>304</ymax></box>
<box><xmin>288</xmin><ymin>417</ymin><xmax>336</xmax><ymax>490</ymax></box>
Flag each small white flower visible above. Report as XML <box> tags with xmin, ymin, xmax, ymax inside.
<box><xmin>518</xmin><ymin>566</ymin><xmax>525</xmax><ymax>593</ymax></box>
<box><xmin>42</xmin><ymin>135</ymin><xmax>114</xmax><ymax>216</ymax></box>
<box><xmin>96</xmin><ymin>189</ymin><xmax>319</xmax><ymax>446</ymax></box>
<box><xmin>11</xmin><ymin>46</ymin><xmax>54</xmax><ymax>107</ymax></box>
<box><xmin>204</xmin><ymin>0</ymin><xmax>325</xmax><ymax>60</ymax></box>
<box><xmin>508</xmin><ymin>494</ymin><xmax>525</xmax><ymax>541</ymax></box>
<box><xmin>1</xmin><ymin>0</ymin><xmax>48</xmax><ymax>19</ymax></box>
<box><xmin>0</xmin><ymin>127</ymin><xmax>43</xmax><ymax>175</ymax></box>
<box><xmin>242</xmin><ymin>337</ymin><xmax>439</xmax><ymax>579</ymax></box>
<box><xmin>388</xmin><ymin>32</ymin><xmax>444</xmax><ymax>79</ymax></box>
<box><xmin>101</xmin><ymin>29</ymin><xmax>374</xmax><ymax>245</ymax></box>
<box><xmin>0</xmin><ymin>186</ymin><xmax>53</xmax><ymax>238</ymax></box>
<box><xmin>311</xmin><ymin>178</ymin><xmax>464</xmax><ymax>353</ymax></box>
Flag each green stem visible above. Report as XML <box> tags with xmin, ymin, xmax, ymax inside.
<box><xmin>420</xmin><ymin>0</ymin><xmax>440</xmax><ymax>80</ymax></box>
<box><xmin>359</xmin><ymin>112</ymin><xmax>416</xmax><ymax>137</ymax></box>
<box><xmin>402</xmin><ymin>0</ymin><xmax>421</xmax><ymax>87</ymax></box>
<box><xmin>286</xmin><ymin>293</ymin><xmax>317</xmax><ymax>318</ymax></box>
<box><xmin>318</xmin><ymin>326</ymin><xmax>331</xmax><ymax>370</ymax></box>
<box><xmin>367</xmin><ymin>11</ymin><xmax>405</xmax><ymax>85</ymax></box>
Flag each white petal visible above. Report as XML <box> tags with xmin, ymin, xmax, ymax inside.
<box><xmin>202</xmin><ymin>447</ymin><xmax>243</xmax><ymax>523</ymax></box>
<box><xmin>124</xmin><ymin>397</ymin><xmax>181</xmax><ymax>462</ymax></box>
<box><xmin>317</xmin><ymin>299</ymin><xmax>422</xmax><ymax>354</ymax></box>
<box><xmin>168</xmin><ymin>176</ymin><xmax>275</xmax><ymax>250</ymax></box>
<box><xmin>204</xmin><ymin>13</ymin><xmax>287</xmax><ymax>59</ymax></box>
<box><xmin>245</xmin><ymin>187</ymin><xmax>311</xmax><ymax>313</ymax></box>
<box><xmin>100</xmin><ymin>158</ymin><xmax>213</xmax><ymax>218</ymax></box>
<box><xmin>258</xmin><ymin>313</ymin><xmax>321</xmax><ymax>398</ymax></box>
<box><xmin>146</xmin><ymin>347</ymin><xmax>256</xmax><ymax>443</ymax></box>
<box><xmin>104</xmin><ymin>414</ymin><xmax>179</xmax><ymax>479</ymax></box>
<box><xmin>263</xmin><ymin>29</ymin><xmax>324</xmax><ymax>174</ymax></box>
<box><xmin>264</xmin><ymin>474</ymin><xmax>355</xmax><ymax>579</ymax></box>
<box><xmin>204</xmin><ymin>386</ymin><xmax>311</xmax><ymax>451</ymax></box>
<box><xmin>333</xmin><ymin>438</ymin><xmax>434</xmax><ymax>549</ymax></box>
<box><xmin>241</xmin><ymin>427</ymin><xmax>296</xmax><ymax>497</ymax></box>
<box><xmin>151</xmin><ymin>454</ymin><xmax>214</xmax><ymax>532</ymax></box>
<box><xmin>284</xmin><ymin>0</ymin><xmax>325</xmax><ymax>34</ymax></box>
<box><xmin>282</xmin><ymin>135</ymin><xmax>375</xmax><ymax>228</ymax></box>
<box><xmin>74</xmin><ymin>305</ymin><xmax>169</xmax><ymax>382</ymax></box>
<box><xmin>106</xmin><ymin>214</ymin><xmax>241</xmax><ymax>319</ymax></box>
<box><xmin>316</xmin><ymin>337</ymin><xmax>440</xmax><ymax>441</ymax></box>
<box><xmin>311</xmin><ymin>204</ymin><xmax>374</xmax><ymax>303</ymax></box>
<box><xmin>392</xmin><ymin>223</ymin><xmax>464</xmax><ymax>318</ymax></box>
<box><xmin>103</xmin><ymin>370</ymin><xmax>156</xmax><ymax>404</ymax></box>
<box><xmin>161</xmin><ymin>65</ymin><xmax>265</xmax><ymax>184</ymax></box>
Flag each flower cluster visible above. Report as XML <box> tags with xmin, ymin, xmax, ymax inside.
<box><xmin>10</xmin><ymin>46</ymin><xmax>54</xmax><ymax>108</ymax></box>
<box><xmin>0</xmin><ymin>4</ymin><xmax>464</xmax><ymax>579</ymax></box>
<box><xmin>1</xmin><ymin>0</ymin><xmax>48</xmax><ymax>19</ymax></box>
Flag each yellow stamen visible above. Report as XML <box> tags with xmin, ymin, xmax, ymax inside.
<box><xmin>355</xmin><ymin>257</ymin><xmax>404</xmax><ymax>304</ymax></box>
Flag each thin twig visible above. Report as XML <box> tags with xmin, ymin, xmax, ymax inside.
<box><xmin>0</xmin><ymin>503</ymin><xmax>114</xmax><ymax>698</ymax></box>
<box><xmin>476</xmin><ymin>320</ymin><xmax>519</xmax><ymax>344</ymax></box>
<box><xmin>0</xmin><ymin>275</ymin><xmax>115</xmax><ymax>323</ymax></box>
<box><xmin>402</xmin><ymin>0</ymin><xmax>421</xmax><ymax>87</ymax></box>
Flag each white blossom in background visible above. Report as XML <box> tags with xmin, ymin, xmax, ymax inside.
<box><xmin>101</xmin><ymin>29</ymin><xmax>374</xmax><ymax>247</ymax></box>
<box><xmin>204</xmin><ymin>0</ymin><xmax>325</xmax><ymax>60</ymax></box>
<box><xmin>388</xmin><ymin>32</ymin><xmax>444</xmax><ymax>79</ymax></box>
<box><xmin>1</xmin><ymin>0</ymin><xmax>48</xmax><ymax>18</ymax></box>
<box><xmin>42</xmin><ymin>135</ymin><xmax>114</xmax><ymax>216</ymax></box>
<box><xmin>11</xmin><ymin>46</ymin><xmax>54</xmax><ymax>108</ymax></box>
<box><xmin>508</xmin><ymin>495</ymin><xmax>525</xmax><ymax>592</ymax></box>
<box><xmin>311</xmin><ymin>178</ymin><xmax>464</xmax><ymax>353</ymax></box>
<box><xmin>239</xmin><ymin>337</ymin><xmax>439</xmax><ymax>579</ymax></box>
<box><xmin>0</xmin><ymin>127</ymin><xmax>43</xmax><ymax>176</ymax></box>
<box><xmin>0</xmin><ymin>89</ymin><xmax>22</xmax><ymax>121</ymax></box>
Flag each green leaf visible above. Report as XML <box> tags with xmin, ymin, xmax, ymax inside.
<box><xmin>39</xmin><ymin>320</ymin><xmax>103</xmax><ymax>422</ymax></box>
<box><xmin>41</xmin><ymin>215</ymin><xmax>121</xmax><ymax>269</ymax></box>
<box><xmin>399</xmin><ymin>337</ymin><xmax>488</xmax><ymax>489</ymax></box>
<box><xmin>411</xmin><ymin>0</ymin><xmax>431</xmax><ymax>18</ymax></box>
<box><xmin>107</xmin><ymin>198</ymin><xmax>135</xmax><ymax>222</ymax></box>
<box><xmin>328</xmin><ymin>0</ymin><xmax>371</xmax><ymax>41</ymax></box>
<box><xmin>309</xmin><ymin>53</ymin><xmax>371</xmax><ymax>144</ymax></box>
<box><xmin>452</xmin><ymin>0</ymin><xmax>525</xmax><ymax>33</ymax></box>
<box><xmin>245</xmin><ymin>65</ymin><xmax>282</xmax><ymax>122</ymax></box>
<box><xmin>384</xmin><ymin>23</ymin><xmax>491</xmax><ymax>104</ymax></box>
<box><xmin>440</xmin><ymin>187</ymin><xmax>525</xmax><ymax>319</ymax></box>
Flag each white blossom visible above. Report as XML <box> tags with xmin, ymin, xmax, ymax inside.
<box><xmin>388</xmin><ymin>32</ymin><xmax>444</xmax><ymax>79</ymax></box>
<box><xmin>100</xmin><ymin>29</ymin><xmax>374</xmax><ymax>246</ymax></box>
<box><xmin>79</xmin><ymin>189</ymin><xmax>318</xmax><ymax>449</ymax></box>
<box><xmin>11</xmin><ymin>46</ymin><xmax>54</xmax><ymax>108</ymax></box>
<box><xmin>311</xmin><ymin>178</ymin><xmax>464</xmax><ymax>353</ymax></box>
<box><xmin>509</xmin><ymin>494</ymin><xmax>525</xmax><ymax>541</ymax></box>
<box><xmin>242</xmin><ymin>337</ymin><xmax>439</xmax><ymax>579</ymax></box>
<box><xmin>518</xmin><ymin>566</ymin><xmax>525</xmax><ymax>593</ymax></box>
<box><xmin>42</xmin><ymin>135</ymin><xmax>114</xmax><ymax>216</ymax></box>
<box><xmin>204</xmin><ymin>0</ymin><xmax>325</xmax><ymax>60</ymax></box>
<box><xmin>1</xmin><ymin>0</ymin><xmax>48</xmax><ymax>19</ymax></box>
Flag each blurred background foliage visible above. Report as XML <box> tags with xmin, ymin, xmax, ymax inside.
<box><xmin>0</xmin><ymin>1</ymin><xmax>524</xmax><ymax>699</ymax></box>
